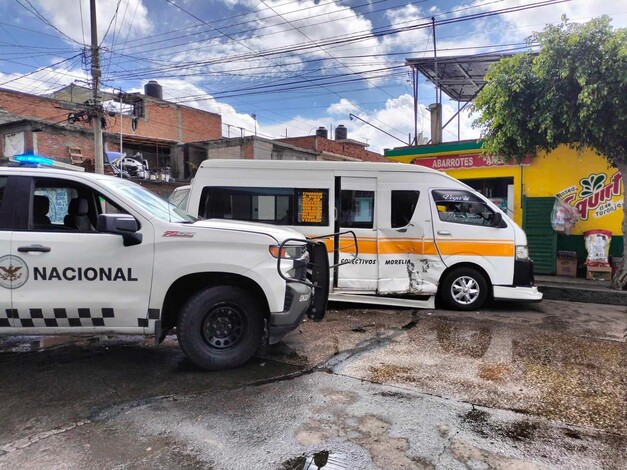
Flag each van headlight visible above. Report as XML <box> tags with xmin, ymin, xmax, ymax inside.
<box><xmin>515</xmin><ymin>245</ymin><xmax>529</xmax><ymax>260</ymax></box>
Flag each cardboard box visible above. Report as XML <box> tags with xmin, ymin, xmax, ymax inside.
<box><xmin>586</xmin><ymin>265</ymin><xmax>612</xmax><ymax>281</ymax></box>
<box><xmin>556</xmin><ymin>258</ymin><xmax>577</xmax><ymax>277</ymax></box>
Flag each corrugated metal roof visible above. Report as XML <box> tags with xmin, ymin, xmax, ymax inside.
<box><xmin>405</xmin><ymin>53</ymin><xmax>516</xmax><ymax>101</ymax></box>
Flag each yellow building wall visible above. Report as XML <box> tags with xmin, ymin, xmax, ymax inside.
<box><xmin>387</xmin><ymin>143</ymin><xmax>623</xmax><ymax>236</ymax></box>
<box><xmin>523</xmin><ymin>146</ymin><xmax>623</xmax><ymax>235</ymax></box>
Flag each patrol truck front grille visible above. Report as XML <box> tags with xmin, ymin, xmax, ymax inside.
<box><xmin>283</xmin><ymin>288</ymin><xmax>294</xmax><ymax>311</ymax></box>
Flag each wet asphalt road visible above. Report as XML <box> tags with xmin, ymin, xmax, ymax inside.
<box><xmin>0</xmin><ymin>299</ymin><xmax>625</xmax><ymax>469</ymax></box>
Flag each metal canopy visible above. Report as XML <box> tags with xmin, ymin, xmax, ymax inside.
<box><xmin>405</xmin><ymin>54</ymin><xmax>515</xmax><ymax>102</ymax></box>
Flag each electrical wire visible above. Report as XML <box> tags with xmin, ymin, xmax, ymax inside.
<box><xmin>14</xmin><ymin>0</ymin><xmax>83</xmax><ymax>46</ymax></box>
<box><xmin>106</xmin><ymin>0</ymin><xmax>571</xmax><ymax>82</ymax></box>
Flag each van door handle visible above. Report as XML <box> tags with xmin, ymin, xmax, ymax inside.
<box><xmin>18</xmin><ymin>244</ymin><xmax>51</xmax><ymax>253</ymax></box>
<box><xmin>437</xmin><ymin>230</ymin><xmax>452</xmax><ymax>236</ymax></box>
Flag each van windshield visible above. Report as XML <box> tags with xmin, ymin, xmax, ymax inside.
<box><xmin>100</xmin><ymin>178</ymin><xmax>196</xmax><ymax>223</ymax></box>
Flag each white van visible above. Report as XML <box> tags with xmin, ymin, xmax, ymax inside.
<box><xmin>185</xmin><ymin>160</ymin><xmax>542</xmax><ymax>310</ymax></box>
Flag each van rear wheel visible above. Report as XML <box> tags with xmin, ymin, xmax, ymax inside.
<box><xmin>177</xmin><ymin>286</ymin><xmax>263</xmax><ymax>370</ymax></box>
<box><xmin>439</xmin><ymin>267</ymin><xmax>488</xmax><ymax>311</ymax></box>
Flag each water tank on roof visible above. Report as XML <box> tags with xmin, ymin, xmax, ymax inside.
<box><xmin>335</xmin><ymin>124</ymin><xmax>347</xmax><ymax>140</ymax></box>
<box><xmin>315</xmin><ymin>126</ymin><xmax>328</xmax><ymax>138</ymax></box>
<box><xmin>144</xmin><ymin>80</ymin><xmax>163</xmax><ymax>99</ymax></box>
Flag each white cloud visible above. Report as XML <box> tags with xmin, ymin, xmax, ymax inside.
<box><xmin>348</xmin><ymin>94</ymin><xmax>418</xmax><ymax>152</ymax></box>
<box><xmin>381</xmin><ymin>3</ymin><xmax>432</xmax><ymax>55</ymax></box>
<box><xmin>29</xmin><ymin>0</ymin><xmax>152</xmax><ymax>45</ymax></box>
<box><xmin>327</xmin><ymin>99</ymin><xmax>358</xmax><ymax>115</ymax></box>
<box><xmin>0</xmin><ymin>65</ymin><xmax>88</xmax><ymax>95</ymax></box>
<box><xmin>260</xmin><ymin>93</ymin><xmax>481</xmax><ymax>154</ymax></box>
<box><xmin>132</xmin><ymin>79</ymin><xmax>258</xmax><ymax>136</ymax></box>
<box><xmin>458</xmin><ymin>0</ymin><xmax>627</xmax><ymax>39</ymax></box>
<box><xmin>161</xmin><ymin>0</ymin><xmax>390</xmax><ymax>84</ymax></box>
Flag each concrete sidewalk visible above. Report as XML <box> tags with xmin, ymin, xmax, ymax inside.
<box><xmin>535</xmin><ymin>274</ymin><xmax>627</xmax><ymax>306</ymax></box>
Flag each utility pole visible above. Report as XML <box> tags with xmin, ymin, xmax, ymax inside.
<box><xmin>119</xmin><ymin>89</ymin><xmax>123</xmax><ymax>153</ymax></box>
<box><xmin>90</xmin><ymin>0</ymin><xmax>104</xmax><ymax>174</ymax></box>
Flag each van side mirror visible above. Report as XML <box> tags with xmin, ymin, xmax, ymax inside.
<box><xmin>490</xmin><ymin>211</ymin><xmax>506</xmax><ymax>228</ymax></box>
<box><xmin>97</xmin><ymin>214</ymin><xmax>143</xmax><ymax>246</ymax></box>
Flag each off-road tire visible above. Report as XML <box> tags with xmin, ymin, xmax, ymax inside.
<box><xmin>177</xmin><ymin>286</ymin><xmax>263</xmax><ymax>370</ymax></box>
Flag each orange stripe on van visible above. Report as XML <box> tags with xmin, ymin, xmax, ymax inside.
<box><xmin>310</xmin><ymin>236</ymin><xmax>514</xmax><ymax>257</ymax></box>
<box><xmin>435</xmin><ymin>240</ymin><xmax>515</xmax><ymax>257</ymax></box>
<box><xmin>377</xmin><ymin>239</ymin><xmax>439</xmax><ymax>255</ymax></box>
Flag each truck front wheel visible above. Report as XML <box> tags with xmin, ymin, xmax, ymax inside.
<box><xmin>177</xmin><ymin>286</ymin><xmax>264</xmax><ymax>370</ymax></box>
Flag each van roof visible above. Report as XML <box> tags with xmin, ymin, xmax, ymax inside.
<box><xmin>198</xmin><ymin>159</ymin><xmax>445</xmax><ymax>175</ymax></box>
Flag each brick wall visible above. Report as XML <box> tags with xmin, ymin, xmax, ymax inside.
<box><xmin>0</xmin><ymin>87</ymin><xmax>221</xmax><ymax>147</ymax></box>
<box><xmin>105</xmin><ymin>101</ymin><xmax>221</xmax><ymax>143</ymax></box>
<box><xmin>0</xmin><ymin>121</ymin><xmax>94</xmax><ymax>162</ymax></box>
<box><xmin>279</xmin><ymin>136</ymin><xmax>389</xmax><ymax>162</ymax></box>
<box><xmin>0</xmin><ymin>88</ymin><xmax>91</xmax><ymax>131</ymax></box>
<box><xmin>35</xmin><ymin>129</ymin><xmax>95</xmax><ymax>161</ymax></box>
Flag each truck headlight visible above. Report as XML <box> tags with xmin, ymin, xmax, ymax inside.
<box><xmin>270</xmin><ymin>244</ymin><xmax>309</xmax><ymax>280</ymax></box>
<box><xmin>515</xmin><ymin>245</ymin><xmax>529</xmax><ymax>260</ymax></box>
<box><xmin>269</xmin><ymin>244</ymin><xmax>306</xmax><ymax>260</ymax></box>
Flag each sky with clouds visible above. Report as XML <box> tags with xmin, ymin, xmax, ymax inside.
<box><xmin>1</xmin><ymin>0</ymin><xmax>625</xmax><ymax>153</ymax></box>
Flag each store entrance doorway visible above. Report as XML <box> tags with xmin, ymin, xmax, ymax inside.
<box><xmin>460</xmin><ymin>177</ymin><xmax>514</xmax><ymax>219</ymax></box>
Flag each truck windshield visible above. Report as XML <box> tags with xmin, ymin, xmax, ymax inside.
<box><xmin>100</xmin><ymin>178</ymin><xmax>196</xmax><ymax>223</ymax></box>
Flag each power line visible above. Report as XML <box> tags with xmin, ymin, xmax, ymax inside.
<box><xmin>0</xmin><ymin>53</ymin><xmax>83</xmax><ymax>88</ymax></box>
<box><xmin>106</xmin><ymin>0</ymin><xmax>570</xmax><ymax>82</ymax></box>
<box><xmin>14</xmin><ymin>0</ymin><xmax>83</xmax><ymax>46</ymax></box>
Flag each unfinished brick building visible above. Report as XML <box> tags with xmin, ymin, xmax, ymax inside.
<box><xmin>0</xmin><ymin>82</ymin><xmax>221</xmax><ymax>179</ymax></box>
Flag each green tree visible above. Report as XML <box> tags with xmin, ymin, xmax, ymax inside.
<box><xmin>471</xmin><ymin>16</ymin><xmax>627</xmax><ymax>289</ymax></box>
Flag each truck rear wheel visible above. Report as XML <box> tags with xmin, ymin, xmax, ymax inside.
<box><xmin>177</xmin><ymin>286</ymin><xmax>263</xmax><ymax>370</ymax></box>
<box><xmin>439</xmin><ymin>267</ymin><xmax>488</xmax><ymax>311</ymax></box>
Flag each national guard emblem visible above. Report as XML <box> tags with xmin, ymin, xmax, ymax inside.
<box><xmin>0</xmin><ymin>255</ymin><xmax>29</xmax><ymax>289</ymax></box>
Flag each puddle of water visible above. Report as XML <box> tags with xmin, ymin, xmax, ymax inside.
<box><xmin>434</xmin><ymin>320</ymin><xmax>493</xmax><ymax>359</ymax></box>
<box><xmin>281</xmin><ymin>451</ymin><xmax>348</xmax><ymax>470</ymax></box>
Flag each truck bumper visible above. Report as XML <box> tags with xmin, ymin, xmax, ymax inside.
<box><xmin>267</xmin><ymin>282</ymin><xmax>312</xmax><ymax>344</ymax></box>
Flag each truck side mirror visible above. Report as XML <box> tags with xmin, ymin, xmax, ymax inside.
<box><xmin>97</xmin><ymin>214</ymin><xmax>143</xmax><ymax>246</ymax></box>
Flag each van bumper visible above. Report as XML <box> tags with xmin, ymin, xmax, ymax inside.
<box><xmin>513</xmin><ymin>259</ymin><xmax>535</xmax><ymax>287</ymax></box>
<box><xmin>493</xmin><ymin>285</ymin><xmax>543</xmax><ymax>302</ymax></box>
<box><xmin>267</xmin><ymin>282</ymin><xmax>312</xmax><ymax>344</ymax></box>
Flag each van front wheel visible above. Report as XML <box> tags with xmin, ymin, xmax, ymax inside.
<box><xmin>439</xmin><ymin>267</ymin><xmax>488</xmax><ymax>311</ymax></box>
<box><xmin>177</xmin><ymin>286</ymin><xmax>263</xmax><ymax>370</ymax></box>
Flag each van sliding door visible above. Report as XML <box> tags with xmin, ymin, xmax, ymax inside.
<box><xmin>336</xmin><ymin>176</ymin><xmax>377</xmax><ymax>291</ymax></box>
<box><xmin>376</xmin><ymin>182</ymin><xmax>439</xmax><ymax>296</ymax></box>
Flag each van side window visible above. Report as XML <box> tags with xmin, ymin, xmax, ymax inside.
<box><xmin>199</xmin><ymin>187</ymin><xmax>329</xmax><ymax>226</ymax></box>
<box><xmin>391</xmin><ymin>190</ymin><xmax>419</xmax><ymax>228</ymax></box>
<box><xmin>340</xmin><ymin>190</ymin><xmax>374</xmax><ymax>229</ymax></box>
<box><xmin>431</xmin><ymin>189</ymin><xmax>497</xmax><ymax>226</ymax></box>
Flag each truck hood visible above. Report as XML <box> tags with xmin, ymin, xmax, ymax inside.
<box><xmin>189</xmin><ymin>218</ymin><xmax>306</xmax><ymax>243</ymax></box>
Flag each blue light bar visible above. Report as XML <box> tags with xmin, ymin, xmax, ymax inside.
<box><xmin>15</xmin><ymin>154</ymin><xmax>54</xmax><ymax>166</ymax></box>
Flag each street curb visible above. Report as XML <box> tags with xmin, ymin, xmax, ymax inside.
<box><xmin>537</xmin><ymin>283</ymin><xmax>627</xmax><ymax>306</ymax></box>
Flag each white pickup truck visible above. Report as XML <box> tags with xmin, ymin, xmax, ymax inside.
<box><xmin>0</xmin><ymin>158</ymin><xmax>329</xmax><ymax>370</ymax></box>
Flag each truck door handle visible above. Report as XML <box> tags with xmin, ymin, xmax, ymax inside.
<box><xmin>437</xmin><ymin>230</ymin><xmax>452</xmax><ymax>236</ymax></box>
<box><xmin>18</xmin><ymin>244</ymin><xmax>51</xmax><ymax>253</ymax></box>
